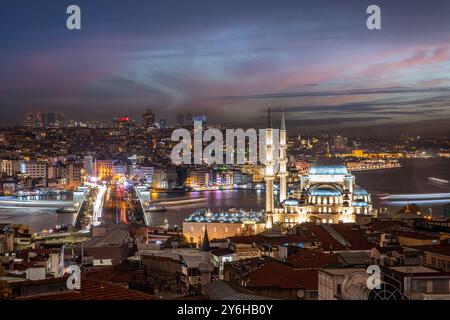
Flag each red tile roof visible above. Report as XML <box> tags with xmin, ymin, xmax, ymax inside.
<box><xmin>329</xmin><ymin>224</ymin><xmax>375</xmax><ymax>250</ymax></box>
<box><xmin>366</xmin><ymin>220</ymin><xmax>404</xmax><ymax>232</ymax></box>
<box><xmin>83</xmin><ymin>266</ymin><xmax>146</xmax><ymax>284</ymax></box>
<box><xmin>305</xmin><ymin>225</ymin><xmax>345</xmax><ymax>251</ymax></box>
<box><xmin>407</xmin><ymin>244</ymin><xmax>450</xmax><ymax>256</ymax></box>
<box><xmin>395</xmin><ymin>231</ymin><xmax>440</xmax><ymax>240</ymax></box>
<box><xmin>20</xmin><ymin>280</ymin><xmax>157</xmax><ymax>300</ymax></box>
<box><xmin>246</xmin><ymin>261</ymin><xmax>318</xmax><ymax>290</ymax></box>
<box><xmin>211</xmin><ymin>248</ymin><xmax>235</xmax><ymax>257</ymax></box>
<box><xmin>287</xmin><ymin>249</ymin><xmax>340</xmax><ymax>268</ymax></box>
<box><xmin>228</xmin><ymin>234</ymin><xmax>315</xmax><ymax>246</ymax></box>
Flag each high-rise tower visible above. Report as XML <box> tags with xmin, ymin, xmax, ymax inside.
<box><xmin>142</xmin><ymin>109</ymin><xmax>155</xmax><ymax>129</ymax></box>
<box><xmin>279</xmin><ymin>108</ymin><xmax>287</xmax><ymax>203</ymax></box>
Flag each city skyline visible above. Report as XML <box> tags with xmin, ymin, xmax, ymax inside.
<box><xmin>1</xmin><ymin>0</ymin><xmax>450</xmax><ymax>136</ymax></box>
<box><xmin>2</xmin><ymin>0</ymin><xmax>450</xmax><ymax>305</ymax></box>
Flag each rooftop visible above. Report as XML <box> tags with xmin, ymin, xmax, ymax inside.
<box><xmin>308</xmin><ymin>184</ymin><xmax>342</xmax><ymax>196</ymax></box>
<box><xmin>246</xmin><ymin>261</ymin><xmax>318</xmax><ymax>291</ymax></box>
<box><xmin>407</xmin><ymin>244</ymin><xmax>450</xmax><ymax>257</ymax></box>
<box><xmin>203</xmin><ymin>280</ymin><xmax>277</xmax><ymax>300</ymax></box>
<box><xmin>309</xmin><ymin>158</ymin><xmax>349</xmax><ymax>176</ymax></box>
<box><xmin>319</xmin><ymin>267</ymin><xmax>367</xmax><ymax>276</ymax></box>
<box><xmin>353</xmin><ymin>185</ymin><xmax>369</xmax><ymax>196</ymax></box>
<box><xmin>19</xmin><ymin>280</ymin><xmax>157</xmax><ymax>300</ymax></box>
<box><xmin>184</xmin><ymin>209</ymin><xmax>265</xmax><ymax>224</ymax></box>
<box><xmin>395</xmin><ymin>230</ymin><xmax>440</xmax><ymax>240</ymax></box>
<box><xmin>83</xmin><ymin>229</ymin><xmax>130</xmax><ymax>248</ymax></box>
<box><xmin>287</xmin><ymin>249</ymin><xmax>341</xmax><ymax>268</ymax></box>
<box><xmin>387</xmin><ymin>266</ymin><xmax>439</xmax><ymax>273</ymax></box>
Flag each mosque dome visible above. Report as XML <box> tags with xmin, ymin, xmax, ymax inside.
<box><xmin>353</xmin><ymin>185</ymin><xmax>369</xmax><ymax>196</ymax></box>
<box><xmin>308</xmin><ymin>184</ymin><xmax>342</xmax><ymax>196</ymax></box>
<box><xmin>309</xmin><ymin>158</ymin><xmax>349</xmax><ymax>175</ymax></box>
<box><xmin>352</xmin><ymin>199</ymin><xmax>369</xmax><ymax>207</ymax></box>
<box><xmin>283</xmin><ymin>198</ymin><xmax>300</xmax><ymax>206</ymax></box>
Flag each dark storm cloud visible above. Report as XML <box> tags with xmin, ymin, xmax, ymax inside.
<box><xmin>285</xmin><ymin>116</ymin><xmax>391</xmax><ymax>126</ymax></box>
<box><xmin>297</xmin><ymin>94</ymin><xmax>450</xmax><ymax>113</ymax></box>
<box><xmin>215</xmin><ymin>87</ymin><xmax>450</xmax><ymax>102</ymax></box>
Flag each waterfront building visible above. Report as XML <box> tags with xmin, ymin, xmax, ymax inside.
<box><xmin>24</xmin><ymin>161</ymin><xmax>47</xmax><ymax>179</ymax></box>
<box><xmin>211</xmin><ymin>167</ymin><xmax>233</xmax><ymax>188</ymax></box>
<box><xmin>1</xmin><ymin>160</ymin><xmax>19</xmax><ymax>177</ymax></box>
<box><xmin>183</xmin><ymin>209</ymin><xmax>266</xmax><ymax>245</ymax></box>
<box><xmin>112</xmin><ymin>164</ymin><xmax>128</xmax><ymax>177</ymax></box>
<box><xmin>130</xmin><ymin>165</ymin><xmax>154</xmax><ymax>183</ymax></box>
<box><xmin>241</xmin><ymin>164</ymin><xmax>265</xmax><ymax>182</ymax></box>
<box><xmin>94</xmin><ymin>160</ymin><xmax>114</xmax><ymax>180</ymax></box>
<box><xmin>268</xmin><ymin>158</ymin><xmax>373</xmax><ymax>226</ymax></box>
<box><xmin>336</xmin><ymin>149</ymin><xmax>404</xmax><ymax>159</ymax></box>
<box><xmin>185</xmin><ymin>168</ymin><xmax>211</xmax><ymax>189</ymax></box>
<box><xmin>67</xmin><ymin>164</ymin><xmax>82</xmax><ymax>188</ymax></box>
<box><xmin>152</xmin><ymin>167</ymin><xmax>177</xmax><ymax>190</ymax></box>
<box><xmin>232</xmin><ymin>170</ymin><xmax>252</xmax><ymax>186</ymax></box>
<box><xmin>83</xmin><ymin>156</ymin><xmax>94</xmax><ymax>177</ymax></box>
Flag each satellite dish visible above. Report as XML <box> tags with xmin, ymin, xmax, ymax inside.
<box><xmin>297</xmin><ymin>289</ymin><xmax>305</xmax><ymax>299</ymax></box>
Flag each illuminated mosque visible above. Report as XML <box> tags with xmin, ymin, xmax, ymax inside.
<box><xmin>265</xmin><ymin>109</ymin><xmax>373</xmax><ymax>228</ymax></box>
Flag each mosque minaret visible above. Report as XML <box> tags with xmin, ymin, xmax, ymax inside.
<box><xmin>264</xmin><ymin>107</ymin><xmax>373</xmax><ymax>229</ymax></box>
<box><xmin>278</xmin><ymin>108</ymin><xmax>287</xmax><ymax>203</ymax></box>
<box><xmin>264</xmin><ymin>107</ymin><xmax>275</xmax><ymax>217</ymax></box>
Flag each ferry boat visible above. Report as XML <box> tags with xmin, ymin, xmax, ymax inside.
<box><xmin>146</xmin><ymin>206</ymin><xmax>167</xmax><ymax>213</ymax></box>
<box><xmin>56</xmin><ymin>207</ymin><xmax>78</xmax><ymax>214</ymax></box>
<box><xmin>428</xmin><ymin>177</ymin><xmax>449</xmax><ymax>184</ymax></box>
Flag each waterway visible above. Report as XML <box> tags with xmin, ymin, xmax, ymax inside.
<box><xmin>1</xmin><ymin>158</ymin><xmax>449</xmax><ymax>232</ymax></box>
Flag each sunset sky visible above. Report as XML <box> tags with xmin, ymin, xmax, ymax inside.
<box><xmin>1</xmin><ymin>0</ymin><xmax>450</xmax><ymax>135</ymax></box>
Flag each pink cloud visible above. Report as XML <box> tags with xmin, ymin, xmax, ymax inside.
<box><xmin>363</xmin><ymin>45</ymin><xmax>450</xmax><ymax>77</ymax></box>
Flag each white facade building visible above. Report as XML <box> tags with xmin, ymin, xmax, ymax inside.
<box><xmin>25</xmin><ymin>162</ymin><xmax>47</xmax><ymax>179</ymax></box>
<box><xmin>269</xmin><ymin>158</ymin><xmax>373</xmax><ymax>226</ymax></box>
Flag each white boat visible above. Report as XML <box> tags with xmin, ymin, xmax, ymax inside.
<box><xmin>428</xmin><ymin>177</ymin><xmax>449</xmax><ymax>184</ymax></box>
<box><xmin>146</xmin><ymin>206</ymin><xmax>167</xmax><ymax>213</ymax></box>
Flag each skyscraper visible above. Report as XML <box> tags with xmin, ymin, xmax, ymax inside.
<box><xmin>176</xmin><ymin>114</ymin><xmax>184</xmax><ymax>126</ymax></box>
<box><xmin>23</xmin><ymin>113</ymin><xmax>34</xmax><ymax>127</ymax></box>
<box><xmin>142</xmin><ymin>109</ymin><xmax>155</xmax><ymax>129</ymax></box>
<box><xmin>42</xmin><ymin>113</ymin><xmax>56</xmax><ymax>128</ymax></box>
<box><xmin>34</xmin><ymin>112</ymin><xmax>43</xmax><ymax>128</ymax></box>
<box><xmin>186</xmin><ymin>113</ymin><xmax>193</xmax><ymax>126</ymax></box>
<box><xmin>83</xmin><ymin>156</ymin><xmax>94</xmax><ymax>177</ymax></box>
<box><xmin>192</xmin><ymin>115</ymin><xmax>206</xmax><ymax>127</ymax></box>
